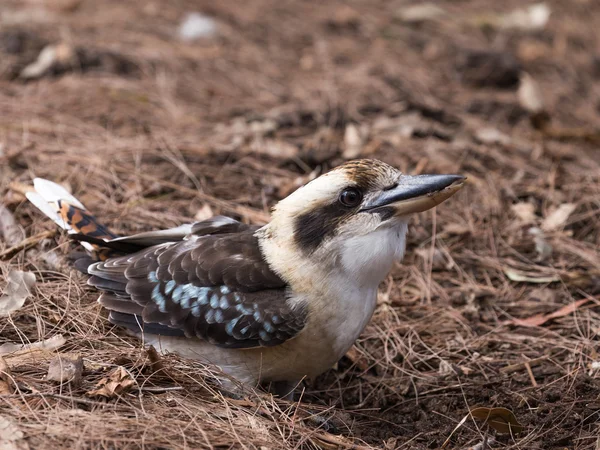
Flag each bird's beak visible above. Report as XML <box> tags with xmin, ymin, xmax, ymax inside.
<box><xmin>360</xmin><ymin>174</ymin><xmax>466</xmax><ymax>216</ymax></box>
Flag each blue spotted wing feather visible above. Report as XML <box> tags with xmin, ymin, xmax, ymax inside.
<box><xmin>89</xmin><ymin>226</ymin><xmax>307</xmax><ymax>349</ymax></box>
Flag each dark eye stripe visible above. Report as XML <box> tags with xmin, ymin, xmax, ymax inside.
<box><xmin>294</xmin><ymin>202</ymin><xmax>353</xmax><ymax>253</ymax></box>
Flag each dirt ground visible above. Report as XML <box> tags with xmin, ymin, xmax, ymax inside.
<box><xmin>1</xmin><ymin>0</ymin><xmax>599</xmax><ymax>448</ymax></box>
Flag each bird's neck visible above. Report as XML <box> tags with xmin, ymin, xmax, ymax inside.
<box><xmin>256</xmin><ymin>221</ymin><xmax>407</xmax><ymax>295</ymax></box>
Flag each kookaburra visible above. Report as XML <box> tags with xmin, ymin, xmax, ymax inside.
<box><xmin>27</xmin><ymin>159</ymin><xmax>464</xmax><ymax>397</ymax></box>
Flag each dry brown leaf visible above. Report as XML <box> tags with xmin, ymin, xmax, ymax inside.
<box><xmin>46</xmin><ymin>354</ymin><xmax>84</xmax><ymax>385</ymax></box>
<box><xmin>0</xmin><ymin>355</ymin><xmax>13</xmax><ymax>395</ymax></box>
<box><xmin>0</xmin><ymin>271</ymin><xmax>36</xmax><ymax>317</ymax></box>
<box><xmin>0</xmin><ymin>380</ymin><xmax>11</xmax><ymax>396</ymax></box>
<box><xmin>469</xmin><ymin>407</ymin><xmax>525</xmax><ymax>434</ymax></box>
<box><xmin>541</xmin><ymin>203</ymin><xmax>577</xmax><ymax>231</ymax></box>
<box><xmin>511</xmin><ymin>202</ymin><xmax>536</xmax><ymax>224</ymax></box>
<box><xmin>345</xmin><ymin>346</ymin><xmax>369</xmax><ymax>371</ymax></box>
<box><xmin>506</xmin><ymin>299</ymin><xmax>590</xmax><ymax>327</ymax></box>
<box><xmin>87</xmin><ymin>366</ymin><xmax>135</xmax><ymax>398</ymax></box>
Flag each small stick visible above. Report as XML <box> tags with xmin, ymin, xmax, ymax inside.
<box><xmin>524</xmin><ymin>361</ymin><xmax>538</xmax><ymax>387</ymax></box>
<box><xmin>499</xmin><ymin>356</ymin><xmax>548</xmax><ymax>374</ymax></box>
<box><xmin>0</xmin><ymin>230</ymin><xmax>56</xmax><ymax>260</ymax></box>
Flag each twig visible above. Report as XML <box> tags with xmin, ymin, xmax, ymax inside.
<box><xmin>499</xmin><ymin>356</ymin><xmax>548</xmax><ymax>374</ymax></box>
<box><xmin>135</xmin><ymin>386</ymin><xmax>183</xmax><ymax>393</ymax></box>
<box><xmin>312</xmin><ymin>430</ymin><xmax>374</xmax><ymax>450</ymax></box>
<box><xmin>0</xmin><ymin>230</ymin><xmax>57</xmax><ymax>260</ymax></box>
<box><xmin>524</xmin><ymin>362</ymin><xmax>538</xmax><ymax>387</ymax></box>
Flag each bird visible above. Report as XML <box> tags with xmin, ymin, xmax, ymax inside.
<box><xmin>26</xmin><ymin>159</ymin><xmax>465</xmax><ymax>398</ymax></box>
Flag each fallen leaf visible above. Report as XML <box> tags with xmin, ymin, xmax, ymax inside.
<box><xmin>0</xmin><ymin>271</ymin><xmax>36</xmax><ymax>317</ymax></box>
<box><xmin>511</xmin><ymin>202</ymin><xmax>536</xmax><ymax>224</ymax></box>
<box><xmin>506</xmin><ymin>299</ymin><xmax>590</xmax><ymax>327</ymax></box>
<box><xmin>504</xmin><ymin>268</ymin><xmax>559</xmax><ymax>283</ymax></box>
<box><xmin>87</xmin><ymin>366</ymin><xmax>135</xmax><ymax>398</ymax></box>
<box><xmin>178</xmin><ymin>12</ymin><xmax>218</xmax><ymax>41</ymax></box>
<box><xmin>441</xmin><ymin>223</ymin><xmax>471</xmax><ymax>236</ymax></box>
<box><xmin>541</xmin><ymin>203</ymin><xmax>577</xmax><ymax>231</ymax></box>
<box><xmin>0</xmin><ymin>355</ymin><xmax>13</xmax><ymax>394</ymax></box>
<box><xmin>194</xmin><ymin>204</ymin><xmax>214</xmax><ymax>221</ymax></box>
<box><xmin>250</xmin><ymin>138</ymin><xmax>298</xmax><ymax>158</ymax></box>
<box><xmin>342</xmin><ymin>124</ymin><xmax>364</xmax><ymax>159</ymax></box>
<box><xmin>475</xmin><ymin>127</ymin><xmax>511</xmax><ymax>145</ymax></box>
<box><xmin>0</xmin><ymin>204</ymin><xmax>24</xmax><ymax>246</ymax></box>
<box><xmin>470</xmin><ymin>406</ymin><xmax>525</xmax><ymax>434</ymax></box>
<box><xmin>0</xmin><ymin>415</ymin><xmax>29</xmax><ymax>450</ymax></box>
<box><xmin>396</xmin><ymin>3</ymin><xmax>446</xmax><ymax>23</ymax></box>
<box><xmin>529</xmin><ymin>227</ymin><xmax>553</xmax><ymax>261</ymax></box>
<box><xmin>0</xmin><ymin>380</ymin><xmax>11</xmax><ymax>396</ymax></box>
<box><xmin>0</xmin><ymin>335</ymin><xmax>66</xmax><ymax>359</ymax></box>
<box><xmin>46</xmin><ymin>354</ymin><xmax>84</xmax><ymax>385</ymax></box>
<box><xmin>20</xmin><ymin>43</ymin><xmax>75</xmax><ymax>79</ymax></box>
<box><xmin>518</xmin><ymin>72</ymin><xmax>545</xmax><ymax>114</ymax></box>
<box><xmin>500</xmin><ymin>3</ymin><xmax>550</xmax><ymax>30</ymax></box>
<box><xmin>345</xmin><ymin>346</ymin><xmax>369</xmax><ymax>371</ymax></box>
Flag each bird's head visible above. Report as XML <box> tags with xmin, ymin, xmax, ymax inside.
<box><xmin>260</xmin><ymin>159</ymin><xmax>465</xmax><ymax>287</ymax></box>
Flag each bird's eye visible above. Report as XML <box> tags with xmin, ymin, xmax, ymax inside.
<box><xmin>339</xmin><ymin>187</ymin><xmax>363</xmax><ymax>207</ymax></box>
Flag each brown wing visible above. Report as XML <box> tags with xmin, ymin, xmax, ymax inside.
<box><xmin>88</xmin><ymin>225</ymin><xmax>307</xmax><ymax>349</ymax></box>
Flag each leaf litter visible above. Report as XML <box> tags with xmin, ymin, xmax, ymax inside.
<box><xmin>0</xmin><ymin>271</ymin><xmax>35</xmax><ymax>317</ymax></box>
<box><xmin>1</xmin><ymin>0</ymin><xmax>600</xmax><ymax>449</ymax></box>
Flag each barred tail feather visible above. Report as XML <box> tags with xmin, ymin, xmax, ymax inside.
<box><xmin>26</xmin><ymin>178</ymin><xmax>117</xmax><ymax>254</ymax></box>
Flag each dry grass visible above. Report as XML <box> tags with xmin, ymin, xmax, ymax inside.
<box><xmin>1</xmin><ymin>0</ymin><xmax>599</xmax><ymax>448</ymax></box>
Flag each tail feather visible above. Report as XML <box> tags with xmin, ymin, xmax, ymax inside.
<box><xmin>27</xmin><ymin>178</ymin><xmax>209</xmax><ymax>264</ymax></box>
<box><xmin>26</xmin><ymin>178</ymin><xmax>117</xmax><ymax>257</ymax></box>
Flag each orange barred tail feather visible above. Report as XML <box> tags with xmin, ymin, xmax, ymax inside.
<box><xmin>26</xmin><ymin>178</ymin><xmax>118</xmax><ymax>261</ymax></box>
<box><xmin>27</xmin><ymin>178</ymin><xmax>200</xmax><ymax>267</ymax></box>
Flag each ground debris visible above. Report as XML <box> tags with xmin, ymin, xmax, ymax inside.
<box><xmin>178</xmin><ymin>12</ymin><xmax>218</xmax><ymax>41</ymax></box>
<box><xmin>457</xmin><ymin>49</ymin><xmax>521</xmax><ymax>89</ymax></box>
<box><xmin>86</xmin><ymin>366</ymin><xmax>135</xmax><ymax>399</ymax></box>
<box><xmin>504</xmin><ymin>298</ymin><xmax>590</xmax><ymax>327</ymax></box>
<box><xmin>541</xmin><ymin>203</ymin><xmax>577</xmax><ymax>232</ymax></box>
<box><xmin>1</xmin><ymin>1</ymin><xmax>600</xmax><ymax>448</ymax></box>
<box><xmin>0</xmin><ymin>270</ymin><xmax>36</xmax><ymax>317</ymax></box>
<box><xmin>0</xmin><ymin>204</ymin><xmax>24</xmax><ymax>246</ymax></box>
<box><xmin>18</xmin><ymin>42</ymin><xmax>138</xmax><ymax>80</ymax></box>
<box><xmin>46</xmin><ymin>354</ymin><xmax>84</xmax><ymax>386</ymax></box>
<box><xmin>396</xmin><ymin>4</ymin><xmax>446</xmax><ymax>24</ymax></box>
<box><xmin>0</xmin><ymin>415</ymin><xmax>29</xmax><ymax>450</ymax></box>
<box><xmin>0</xmin><ymin>335</ymin><xmax>66</xmax><ymax>360</ymax></box>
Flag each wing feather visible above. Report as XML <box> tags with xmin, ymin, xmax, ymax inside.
<box><xmin>89</xmin><ymin>228</ymin><xmax>306</xmax><ymax>348</ymax></box>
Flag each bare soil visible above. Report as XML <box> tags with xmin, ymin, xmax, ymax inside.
<box><xmin>1</xmin><ymin>0</ymin><xmax>599</xmax><ymax>449</ymax></box>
